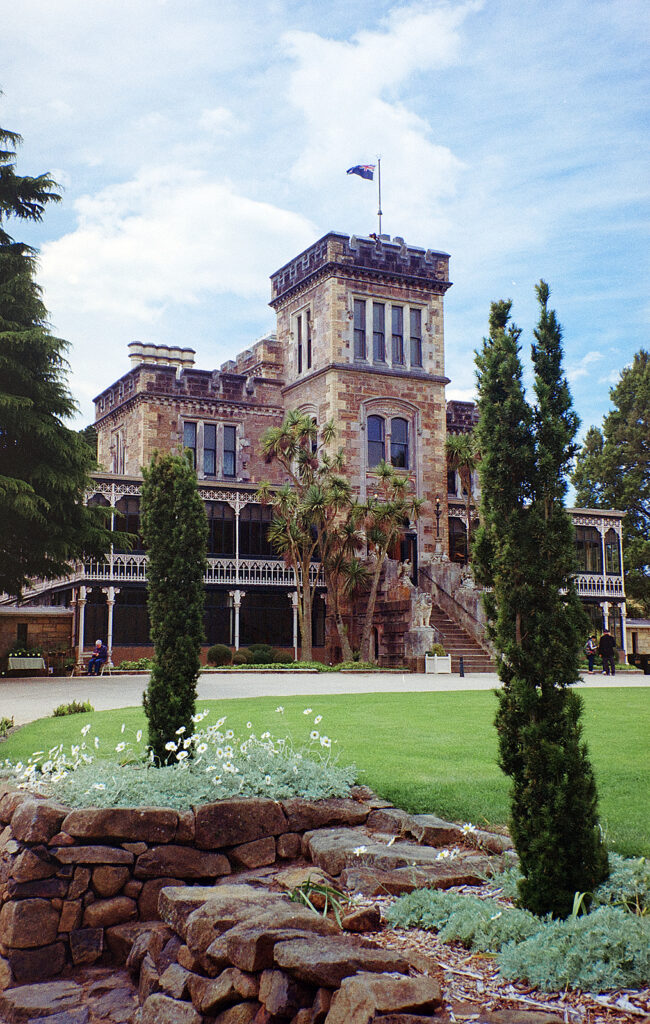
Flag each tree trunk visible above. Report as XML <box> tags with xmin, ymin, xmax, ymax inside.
<box><xmin>331</xmin><ymin>582</ymin><xmax>353</xmax><ymax>662</ymax></box>
<box><xmin>300</xmin><ymin>558</ymin><xmax>313</xmax><ymax>661</ymax></box>
<box><xmin>359</xmin><ymin>553</ymin><xmax>385</xmax><ymax>662</ymax></box>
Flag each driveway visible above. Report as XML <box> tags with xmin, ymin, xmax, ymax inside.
<box><xmin>1</xmin><ymin>670</ymin><xmax>647</xmax><ymax>727</ymax></box>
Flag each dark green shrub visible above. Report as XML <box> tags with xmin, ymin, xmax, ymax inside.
<box><xmin>245</xmin><ymin>644</ymin><xmax>275</xmax><ymax>664</ymax></box>
<box><xmin>273</xmin><ymin>651</ymin><xmax>294</xmax><ymax>664</ymax></box>
<box><xmin>427</xmin><ymin>643</ymin><xmax>446</xmax><ymax>656</ymax></box>
<box><xmin>207</xmin><ymin>644</ymin><xmax>232</xmax><ymax>667</ymax></box>
<box><xmin>52</xmin><ymin>700</ymin><xmax>94</xmax><ymax>717</ymax></box>
<box><xmin>232</xmin><ymin>651</ymin><xmax>248</xmax><ymax>665</ymax></box>
<box><xmin>141</xmin><ymin>452</ymin><xmax>208</xmax><ymax>763</ymax></box>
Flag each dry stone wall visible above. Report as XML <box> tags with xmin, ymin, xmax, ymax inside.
<box><xmin>0</xmin><ymin>789</ymin><xmax>377</xmax><ymax>987</ymax></box>
<box><xmin>0</xmin><ymin>787</ymin><xmax>514</xmax><ymax>1022</ymax></box>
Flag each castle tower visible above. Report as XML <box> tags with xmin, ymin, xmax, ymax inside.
<box><xmin>270</xmin><ymin>231</ymin><xmax>452</xmax><ymax>563</ymax></box>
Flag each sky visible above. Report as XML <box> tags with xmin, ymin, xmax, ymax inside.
<box><xmin>2</xmin><ymin>0</ymin><xmax>648</xmax><ymax>438</ymax></box>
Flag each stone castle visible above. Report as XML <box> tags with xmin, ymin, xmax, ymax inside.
<box><xmin>0</xmin><ymin>231</ymin><xmax>628</xmax><ymax>669</ymax></box>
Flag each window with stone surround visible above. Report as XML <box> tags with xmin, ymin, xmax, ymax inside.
<box><xmin>373</xmin><ymin>302</ymin><xmax>386</xmax><ymax>361</ymax></box>
<box><xmin>367</xmin><ymin>415</ymin><xmax>385</xmax><ymax>466</ymax></box>
<box><xmin>390</xmin><ymin>417</ymin><xmax>409</xmax><ymax>468</ymax></box>
<box><xmin>366</xmin><ymin>409</ymin><xmax>415</xmax><ymax>471</ymax></box>
<box><xmin>181</xmin><ymin>420</ymin><xmax>237</xmax><ymax>480</ymax></box>
<box><xmin>223</xmin><ymin>425</ymin><xmax>236</xmax><ymax>478</ymax></box>
<box><xmin>354</xmin><ymin>299</ymin><xmax>366</xmax><ymax>359</ymax></box>
<box><xmin>352</xmin><ymin>297</ymin><xmax>425</xmax><ymax>369</ymax></box>
<box><xmin>183</xmin><ymin>421</ymin><xmax>197</xmax><ymax>468</ymax></box>
<box><xmin>111</xmin><ymin>428</ymin><xmax>126</xmax><ymax>474</ymax></box>
<box><xmin>293</xmin><ymin>307</ymin><xmax>312</xmax><ymax>374</ymax></box>
<box><xmin>392</xmin><ymin>306</ymin><xmax>404</xmax><ymax>364</ymax></box>
<box><xmin>410</xmin><ymin>308</ymin><xmax>422</xmax><ymax>366</ymax></box>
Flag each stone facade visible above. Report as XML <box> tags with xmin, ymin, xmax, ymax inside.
<box><xmin>2</xmin><ymin>230</ymin><xmax>628</xmax><ymax>666</ymax></box>
<box><xmin>0</xmin><ymin>608</ymin><xmax>73</xmax><ymax>674</ymax></box>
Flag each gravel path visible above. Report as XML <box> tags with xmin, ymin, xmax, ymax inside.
<box><xmin>0</xmin><ymin>669</ymin><xmax>646</xmax><ymax>726</ymax></box>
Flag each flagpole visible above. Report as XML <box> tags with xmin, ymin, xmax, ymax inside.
<box><xmin>377</xmin><ymin>157</ymin><xmax>382</xmax><ymax>235</ymax></box>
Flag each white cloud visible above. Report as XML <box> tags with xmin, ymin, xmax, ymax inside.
<box><xmin>282</xmin><ymin>3</ymin><xmax>477</xmax><ymax>224</ymax></box>
<box><xmin>40</xmin><ymin>168</ymin><xmax>316</xmax><ymax>320</ymax></box>
<box><xmin>198</xmin><ymin>107</ymin><xmax>240</xmax><ymax>136</ymax></box>
<box><xmin>567</xmin><ymin>350</ymin><xmax>604</xmax><ymax>383</ymax></box>
<box><xmin>446</xmin><ymin>387</ymin><xmax>477</xmax><ymax>403</ymax></box>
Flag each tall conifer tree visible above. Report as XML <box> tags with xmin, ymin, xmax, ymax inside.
<box><xmin>141</xmin><ymin>452</ymin><xmax>207</xmax><ymax>762</ymax></box>
<box><xmin>474</xmin><ymin>285</ymin><xmax>608</xmax><ymax>918</ymax></box>
<box><xmin>0</xmin><ymin>124</ymin><xmax>112</xmax><ymax>596</ymax></box>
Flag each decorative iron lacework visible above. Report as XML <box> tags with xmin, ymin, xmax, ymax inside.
<box><xmin>574</xmin><ymin>574</ymin><xmax>624</xmax><ymax>598</ymax></box>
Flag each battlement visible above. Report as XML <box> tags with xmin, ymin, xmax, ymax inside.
<box><xmin>446</xmin><ymin>400</ymin><xmax>479</xmax><ymax>434</ymax></box>
<box><xmin>270</xmin><ymin>231</ymin><xmax>451</xmax><ymax>306</ymax></box>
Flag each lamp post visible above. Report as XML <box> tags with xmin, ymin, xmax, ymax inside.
<box><xmin>435</xmin><ymin>496</ymin><xmax>441</xmax><ymax>539</ymax></box>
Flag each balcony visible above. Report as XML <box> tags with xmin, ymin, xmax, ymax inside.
<box><xmin>574</xmin><ymin>573</ymin><xmax>624</xmax><ymax>599</ymax></box>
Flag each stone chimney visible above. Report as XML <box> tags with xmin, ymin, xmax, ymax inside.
<box><xmin>128</xmin><ymin>341</ymin><xmax>196</xmax><ymax>371</ymax></box>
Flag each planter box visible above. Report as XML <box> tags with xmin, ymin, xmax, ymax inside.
<box><xmin>7</xmin><ymin>656</ymin><xmax>46</xmax><ymax>672</ymax></box>
<box><xmin>425</xmin><ymin>654</ymin><xmax>452</xmax><ymax>674</ymax></box>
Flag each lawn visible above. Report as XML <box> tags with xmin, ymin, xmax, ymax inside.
<box><xmin>1</xmin><ymin>688</ymin><xmax>648</xmax><ymax>858</ymax></box>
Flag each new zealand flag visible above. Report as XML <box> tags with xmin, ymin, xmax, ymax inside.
<box><xmin>347</xmin><ymin>164</ymin><xmax>375</xmax><ymax>180</ymax></box>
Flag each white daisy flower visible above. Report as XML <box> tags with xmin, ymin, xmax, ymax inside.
<box><xmin>115</xmin><ymin>742</ymin><xmax>126</xmax><ymax>752</ymax></box>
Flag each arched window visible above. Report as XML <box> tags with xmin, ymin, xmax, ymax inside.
<box><xmin>448</xmin><ymin>517</ymin><xmax>467</xmax><ymax>563</ymax></box>
<box><xmin>390</xmin><ymin>417</ymin><xmax>409</xmax><ymax>469</ymax></box>
<box><xmin>114</xmin><ymin>497</ymin><xmax>143</xmax><ymax>552</ymax></box>
<box><xmin>605</xmin><ymin>528</ymin><xmax>621</xmax><ymax>574</ymax></box>
<box><xmin>575</xmin><ymin>526</ymin><xmax>602</xmax><ymax>573</ymax></box>
<box><xmin>367</xmin><ymin>415</ymin><xmax>385</xmax><ymax>467</ymax></box>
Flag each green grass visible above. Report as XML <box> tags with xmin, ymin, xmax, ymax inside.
<box><xmin>2</xmin><ymin>688</ymin><xmax>648</xmax><ymax>857</ymax></box>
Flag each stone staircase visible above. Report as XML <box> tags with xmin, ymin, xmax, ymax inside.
<box><xmin>429</xmin><ymin>602</ymin><xmax>494</xmax><ymax>673</ymax></box>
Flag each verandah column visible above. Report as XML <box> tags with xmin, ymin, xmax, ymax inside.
<box><xmin>229</xmin><ymin>589</ymin><xmax>244</xmax><ymax>650</ymax></box>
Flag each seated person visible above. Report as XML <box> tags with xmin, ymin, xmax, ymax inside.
<box><xmin>87</xmin><ymin>639</ymin><xmax>108</xmax><ymax>676</ymax></box>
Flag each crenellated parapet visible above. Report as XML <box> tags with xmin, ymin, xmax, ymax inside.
<box><xmin>270</xmin><ymin>232</ymin><xmax>451</xmax><ymax>308</ymax></box>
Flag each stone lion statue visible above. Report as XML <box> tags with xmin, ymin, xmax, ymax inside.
<box><xmin>411</xmin><ymin>591</ymin><xmax>432</xmax><ymax>628</ymax></box>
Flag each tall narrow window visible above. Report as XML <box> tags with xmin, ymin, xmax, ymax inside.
<box><xmin>183</xmin><ymin>422</ymin><xmax>197</xmax><ymax>468</ymax></box>
<box><xmin>373</xmin><ymin>302</ymin><xmax>385</xmax><ymax>361</ymax></box>
<box><xmin>306</xmin><ymin>310</ymin><xmax>312</xmax><ymax>369</ymax></box>
<box><xmin>575</xmin><ymin>526</ymin><xmax>602</xmax><ymax>573</ymax></box>
<box><xmin>223</xmin><ymin>425</ymin><xmax>236</xmax><ymax>478</ymax></box>
<box><xmin>392</xmin><ymin>306</ymin><xmax>404</xmax><ymax>364</ymax></box>
<box><xmin>390</xmin><ymin>417</ymin><xmax>409</xmax><ymax>468</ymax></box>
<box><xmin>297</xmin><ymin>314</ymin><xmax>303</xmax><ymax>374</ymax></box>
<box><xmin>367</xmin><ymin>415</ymin><xmax>385</xmax><ymax>467</ymax></box>
<box><xmin>605</xmin><ymin>528</ymin><xmax>621</xmax><ymax>574</ymax></box>
<box><xmin>410</xmin><ymin>308</ymin><xmax>422</xmax><ymax>367</ymax></box>
<box><xmin>112</xmin><ymin>430</ymin><xmax>125</xmax><ymax>474</ymax></box>
<box><xmin>203</xmin><ymin>424</ymin><xmax>217</xmax><ymax>476</ymax></box>
<box><xmin>354</xmin><ymin>299</ymin><xmax>366</xmax><ymax>359</ymax></box>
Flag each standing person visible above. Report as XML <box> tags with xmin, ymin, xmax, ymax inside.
<box><xmin>87</xmin><ymin>639</ymin><xmax>108</xmax><ymax>676</ymax></box>
<box><xmin>598</xmin><ymin>628</ymin><xmax>616</xmax><ymax>676</ymax></box>
<box><xmin>584</xmin><ymin>634</ymin><xmax>598</xmax><ymax>674</ymax></box>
